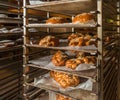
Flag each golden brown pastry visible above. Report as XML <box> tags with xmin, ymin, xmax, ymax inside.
<box><xmin>56</xmin><ymin>94</ymin><xmax>71</xmax><ymax>100</ymax></box>
<box><xmin>76</xmin><ymin>52</ymin><xmax>86</xmax><ymax>58</ymax></box>
<box><xmin>65</xmin><ymin>58</ymin><xmax>83</xmax><ymax>69</ymax></box>
<box><xmin>50</xmin><ymin>71</ymin><xmax>80</xmax><ymax>88</ymax></box>
<box><xmin>68</xmin><ymin>33</ymin><xmax>83</xmax><ymax>41</ymax></box>
<box><xmin>82</xmin><ymin>56</ymin><xmax>96</xmax><ymax>64</ymax></box>
<box><xmin>68</xmin><ymin>37</ymin><xmax>84</xmax><ymax>46</ymax></box>
<box><xmin>72</xmin><ymin>13</ymin><xmax>95</xmax><ymax>24</ymax></box>
<box><xmin>84</xmin><ymin>34</ymin><xmax>92</xmax><ymax>41</ymax></box>
<box><xmin>46</xmin><ymin>17</ymin><xmax>70</xmax><ymax>24</ymax></box>
<box><xmin>93</xmin><ymin>34</ymin><xmax>98</xmax><ymax>38</ymax></box>
<box><xmin>68</xmin><ymin>34</ymin><xmax>97</xmax><ymax>47</ymax></box>
<box><xmin>52</xmin><ymin>51</ymin><xmax>68</xmax><ymax>66</ymax></box>
<box><xmin>39</xmin><ymin>35</ymin><xmax>59</xmax><ymax>47</ymax></box>
<box><xmin>85</xmin><ymin>40</ymin><xmax>96</xmax><ymax>46</ymax></box>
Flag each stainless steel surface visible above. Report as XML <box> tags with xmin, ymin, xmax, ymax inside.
<box><xmin>26</xmin><ymin>0</ymin><xmax>97</xmax><ymax>16</ymax></box>
<box><xmin>26</xmin><ymin>23</ymin><xmax>97</xmax><ymax>28</ymax></box>
<box><xmin>0</xmin><ymin>18</ymin><xmax>22</xmax><ymax>24</ymax></box>
<box><xmin>27</xmin><ymin>82</ymin><xmax>97</xmax><ymax>100</ymax></box>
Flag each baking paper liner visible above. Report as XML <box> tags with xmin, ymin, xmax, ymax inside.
<box><xmin>29</xmin><ymin>55</ymin><xmax>96</xmax><ymax>71</ymax></box>
<box><xmin>34</xmin><ymin>73</ymin><xmax>93</xmax><ymax>91</ymax></box>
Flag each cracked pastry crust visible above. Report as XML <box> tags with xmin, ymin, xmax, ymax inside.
<box><xmin>72</xmin><ymin>13</ymin><xmax>95</xmax><ymax>24</ymax></box>
<box><xmin>65</xmin><ymin>58</ymin><xmax>84</xmax><ymax>69</ymax></box>
<box><xmin>68</xmin><ymin>34</ymin><xmax>97</xmax><ymax>47</ymax></box>
<box><xmin>46</xmin><ymin>17</ymin><xmax>70</xmax><ymax>24</ymax></box>
<box><xmin>52</xmin><ymin>51</ymin><xmax>68</xmax><ymax>66</ymax></box>
<box><xmin>39</xmin><ymin>35</ymin><xmax>59</xmax><ymax>47</ymax></box>
<box><xmin>50</xmin><ymin>71</ymin><xmax>80</xmax><ymax>88</ymax></box>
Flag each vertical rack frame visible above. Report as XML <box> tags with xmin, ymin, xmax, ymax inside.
<box><xmin>23</xmin><ymin>0</ymin><xmax>29</xmax><ymax>99</ymax></box>
<box><xmin>117</xmin><ymin>1</ymin><xmax>120</xmax><ymax>100</ymax></box>
<box><xmin>97</xmin><ymin>0</ymin><xmax>103</xmax><ymax>100</ymax></box>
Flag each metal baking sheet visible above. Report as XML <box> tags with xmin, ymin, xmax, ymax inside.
<box><xmin>28</xmin><ymin>55</ymin><xmax>97</xmax><ymax>80</ymax></box>
<box><xmin>0</xmin><ymin>45</ymin><xmax>22</xmax><ymax>52</ymax></box>
<box><xmin>0</xmin><ymin>1</ymin><xmax>18</xmax><ymax>8</ymax></box>
<box><xmin>26</xmin><ymin>44</ymin><xmax>97</xmax><ymax>53</ymax></box>
<box><xmin>26</xmin><ymin>0</ymin><xmax>97</xmax><ymax>16</ymax></box>
<box><xmin>27</xmin><ymin>82</ymin><xmax>97</xmax><ymax>100</ymax></box>
<box><xmin>34</xmin><ymin>73</ymin><xmax>93</xmax><ymax>91</ymax></box>
<box><xmin>27</xmin><ymin>23</ymin><xmax>97</xmax><ymax>28</ymax></box>
<box><xmin>29</xmin><ymin>55</ymin><xmax>96</xmax><ymax>71</ymax></box>
<box><xmin>0</xmin><ymin>18</ymin><xmax>22</xmax><ymax>24</ymax></box>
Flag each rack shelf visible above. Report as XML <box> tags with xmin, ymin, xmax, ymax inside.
<box><xmin>26</xmin><ymin>23</ymin><xmax>97</xmax><ymax>28</ymax></box>
<box><xmin>0</xmin><ymin>1</ymin><xmax>18</xmax><ymax>8</ymax></box>
<box><xmin>25</xmin><ymin>0</ymin><xmax>118</xmax><ymax>16</ymax></box>
<box><xmin>0</xmin><ymin>18</ymin><xmax>22</xmax><ymax>24</ymax></box>
<box><xmin>26</xmin><ymin>0</ymin><xmax>96</xmax><ymax>15</ymax></box>
<box><xmin>0</xmin><ymin>45</ymin><xmax>22</xmax><ymax>52</ymax></box>
<box><xmin>27</xmin><ymin>64</ymin><xmax>97</xmax><ymax>81</ymax></box>
<box><xmin>0</xmin><ymin>32</ymin><xmax>22</xmax><ymax>37</ymax></box>
<box><xmin>26</xmin><ymin>44</ymin><xmax>97</xmax><ymax>53</ymax></box>
<box><xmin>26</xmin><ymin>82</ymin><xmax>98</xmax><ymax>100</ymax></box>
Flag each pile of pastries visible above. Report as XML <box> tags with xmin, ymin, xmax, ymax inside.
<box><xmin>68</xmin><ymin>33</ymin><xmax>97</xmax><ymax>47</ymax></box>
<box><xmin>50</xmin><ymin>71</ymin><xmax>80</xmax><ymax>88</ymax></box>
<box><xmin>56</xmin><ymin>94</ymin><xmax>71</xmax><ymax>100</ymax></box>
<box><xmin>38</xmin><ymin>33</ymin><xmax>97</xmax><ymax>47</ymax></box>
<box><xmin>52</xmin><ymin>51</ymin><xmax>96</xmax><ymax>69</ymax></box>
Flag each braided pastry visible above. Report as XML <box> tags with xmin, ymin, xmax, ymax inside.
<box><xmin>68</xmin><ymin>37</ymin><xmax>84</xmax><ymax>46</ymax></box>
<box><xmin>39</xmin><ymin>35</ymin><xmax>59</xmax><ymax>47</ymax></box>
<box><xmin>52</xmin><ymin>51</ymin><xmax>68</xmax><ymax>66</ymax></box>
<box><xmin>50</xmin><ymin>71</ymin><xmax>80</xmax><ymax>88</ymax></box>
<box><xmin>68</xmin><ymin>33</ymin><xmax>83</xmax><ymax>42</ymax></box>
<box><xmin>85</xmin><ymin>40</ymin><xmax>96</xmax><ymax>46</ymax></box>
<box><xmin>68</xmin><ymin>34</ymin><xmax>97</xmax><ymax>46</ymax></box>
<box><xmin>65</xmin><ymin>58</ymin><xmax>83</xmax><ymax>69</ymax></box>
<box><xmin>56</xmin><ymin>94</ymin><xmax>71</xmax><ymax>100</ymax></box>
<box><xmin>82</xmin><ymin>56</ymin><xmax>96</xmax><ymax>64</ymax></box>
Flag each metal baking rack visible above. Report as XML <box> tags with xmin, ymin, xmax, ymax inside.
<box><xmin>0</xmin><ymin>1</ymin><xmax>23</xmax><ymax>99</ymax></box>
<box><xmin>23</xmin><ymin>0</ymin><xmax>120</xmax><ymax>100</ymax></box>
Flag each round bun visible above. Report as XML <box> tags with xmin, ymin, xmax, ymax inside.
<box><xmin>46</xmin><ymin>17</ymin><xmax>70</xmax><ymax>24</ymax></box>
<box><xmin>39</xmin><ymin>35</ymin><xmax>59</xmax><ymax>47</ymax></box>
<box><xmin>52</xmin><ymin>51</ymin><xmax>68</xmax><ymax>66</ymax></box>
<box><xmin>72</xmin><ymin>13</ymin><xmax>94</xmax><ymax>24</ymax></box>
